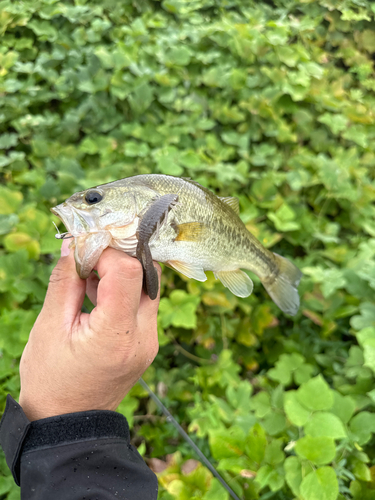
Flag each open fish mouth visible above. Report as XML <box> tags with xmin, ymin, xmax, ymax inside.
<box><xmin>51</xmin><ymin>203</ymin><xmax>100</xmax><ymax>237</ymax></box>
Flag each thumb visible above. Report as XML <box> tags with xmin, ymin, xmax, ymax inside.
<box><xmin>42</xmin><ymin>239</ymin><xmax>86</xmax><ymax>326</ymax></box>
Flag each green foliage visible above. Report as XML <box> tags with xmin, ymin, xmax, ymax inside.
<box><xmin>1</xmin><ymin>0</ymin><xmax>375</xmax><ymax>499</ymax></box>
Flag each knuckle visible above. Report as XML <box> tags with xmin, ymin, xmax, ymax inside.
<box><xmin>117</xmin><ymin>255</ymin><xmax>143</xmax><ymax>278</ymax></box>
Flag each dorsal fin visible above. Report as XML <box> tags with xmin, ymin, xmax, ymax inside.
<box><xmin>219</xmin><ymin>196</ymin><xmax>240</xmax><ymax>214</ymax></box>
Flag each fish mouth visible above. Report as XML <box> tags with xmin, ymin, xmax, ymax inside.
<box><xmin>51</xmin><ymin>203</ymin><xmax>97</xmax><ymax>237</ymax></box>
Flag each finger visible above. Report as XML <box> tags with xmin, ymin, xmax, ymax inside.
<box><xmin>86</xmin><ymin>272</ymin><xmax>100</xmax><ymax>306</ymax></box>
<box><xmin>92</xmin><ymin>248</ymin><xmax>143</xmax><ymax>328</ymax></box>
<box><xmin>42</xmin><ymin>239</ymin><xmax>86</xmax><ymax>327</ymax></box>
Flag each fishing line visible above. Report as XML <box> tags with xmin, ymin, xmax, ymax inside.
<box><xmin>139</xmin><ymin>377</ymin><xmax>241</xmax><ymax>500</ymax></box>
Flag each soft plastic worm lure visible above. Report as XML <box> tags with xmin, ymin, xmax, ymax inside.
<box><xmin>136</xmin><ymin>194</ymin><xmax>179</xmax><ymax>300</ymax></box>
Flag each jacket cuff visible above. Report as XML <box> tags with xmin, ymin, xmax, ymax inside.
<box><xmin>0</xmin><ymin>394</ymin><xmax>130</xmax><ymax>486</ymax></box>
<box><xmin>0</xmin><ymin>395</ymin><xmax>31</xmax><ymax>486</ymax></box>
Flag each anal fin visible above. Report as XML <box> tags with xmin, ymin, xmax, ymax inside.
<box><xmin>167</xmin><ymin>260</ymin><xmax>207</xmax><ymax>282</ymax></box>
<box><xmin>214</xmin><ymin>269</ymin><xmax>253</xmax><ymax>298</ymax></box>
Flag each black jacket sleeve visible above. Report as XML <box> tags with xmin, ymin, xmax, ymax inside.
<box><xmin>0</xmin><ymin>395</ymin><xmax>158</xmax><ymax>500</ymax></box>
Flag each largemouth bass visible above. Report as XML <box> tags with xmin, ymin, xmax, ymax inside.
<box><xmin>51</xmin><ymin>174</ymin><xmax>302</xmax><ymax>315</ymax></box>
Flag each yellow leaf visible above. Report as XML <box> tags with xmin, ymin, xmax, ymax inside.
<box><xmin>4</xmin><ymin>232</ymin><xmax>40</xmax><ymax>259</ymax></box>
<box><xmin>0</xmin><ymin>187</ymin><xmax>23</xmax><ymax>214</ymax></box>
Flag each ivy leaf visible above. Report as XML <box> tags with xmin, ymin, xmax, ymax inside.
<box><xmin>158</xmin><ymin>290</ymin><xmax>200</xmax><ymax>329</ymax></box>
<box><xmin>245</xmin><ymin>423</ymin><xmax>267</xmax><ymax>466</ymax></box>
<box><xmin>330</xmin><ymin>392</ymin><xmax>356</xmax><ymax>424</ymax></box>
<box><xmin>128</xmin><ymin>83</ymin><xmax>154</xmax><ymax>114</ymax></box>
<box><xmin>296</xmin><ymin>376</ymin><xmax>334</xmax><ymax>411</ymax></box>
<box><xmin>0</xmin><ymin>186</ymin><xmax>23</xmax><ymax>214</ymax></box>
<box><xmin>284</xmin><ymin>391</ymin><xmax>311</xmax><ymax>426</ymax></box>
<box><xmin>264</xmin><ymin>438</ymin><xmax>284</xmax><ymax>466</ymax></box>
<box><xmin>349</xmin><ymin>412</ymin><xmax>375</xmax><ymax>445</ymax></box>
<box><xmin>295</xmin><ymin>436</ymin><xmax>336</xmax><ymax>465</ymax></box>
<box><xmin>0</xmin><ymin>214</ymin><xmax>19</xmax><ymax>235</ymax></box>
<box><xmin>284</xmin><ymin>456</ymin><xmax>302</xmax><ymax>497</ymax></box>
<box><xmin>351</xmin><ymin>303</ymin><xmax>375</xmax><ymax>330</ymax></box>
<box><xmin>202</xmin><ymin>478</ymin><xmax>229</xmax><ymax>500</ymax></box>
<box><xmin>304</xmin><ymin>412</ymin><xmax>347</xmax><ymax>439</ymax></box>
<box><xmin>0</xmin><ymin>133</ymin><xmax>18</xmax><ymax>149</ymax></box>
<box><xmin>318</xmin><ymin>113</ymin><xmax>347</xmax><ymax>135</ymax></box>
<box><xmin>356</xmin><ymin>327</ymin><xmax>375</xmax><ymax>374</ymax></box>
<box><xmin>166</xmin><ymin>46</ymin><xmax>192</xmax><ymax>66</ymax></box>
<box><xmin>268</xmin><ymin>204</ymin><xmax>300</xmax><ymax>232</ymax></box>
<box><xmin>209</xmin><ymin>426</ymin><xmax>245</xmax><ymax>459</ymax></box>
<box><xmin>300</xmin><ymin>467</ymin><xmax>339</xmax><ymax>500</ymax></box>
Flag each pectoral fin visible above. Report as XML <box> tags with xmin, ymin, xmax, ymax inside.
<box><xmin>214</xmin><ymin>269</ymin><xmax>253</xmax><ymax>298</ymax></box>
<box><xmin>167</xmin><ymin>260</ymin><xmax>207</xmax><ymax>282</ymax></box>
<box><xmin>174</xmin><ymin>222</ymin><xmax>207</xmax><ymax>242</ymax></box>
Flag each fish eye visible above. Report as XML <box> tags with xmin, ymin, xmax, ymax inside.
<box><xmin>85</xmin><ymin>190</ymin><xmax>103</xmax><ymax>205</ymax></box>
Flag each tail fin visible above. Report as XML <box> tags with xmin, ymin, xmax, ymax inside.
<box><xmin>262</xmin><ymin>253</ymin><xmax>302</xmax><ymax>316</ymax></box>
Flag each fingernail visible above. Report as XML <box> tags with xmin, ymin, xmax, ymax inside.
<box><xmin>61</xmin><ymin>239</ymin><xmax>71</xmax><ymax>257</ymax></box>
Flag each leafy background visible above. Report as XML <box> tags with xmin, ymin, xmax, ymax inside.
<box><xmin>1</xmin><ymin>0</ymin><xmax>375</xmax><ymax>498</ymax></box>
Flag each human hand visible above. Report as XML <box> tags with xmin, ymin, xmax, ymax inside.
<box><xmin>19</xmin><ymin>239</ymin><xmax>160</xmax><ymax>421</ymax></box>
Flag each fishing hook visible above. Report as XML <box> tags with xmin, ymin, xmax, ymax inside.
<box><xmin>52</xmin><ymin>221</ymin><xmax>74</xmax><ymax>240</ymax></box>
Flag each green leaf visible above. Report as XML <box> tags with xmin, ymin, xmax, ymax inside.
<box><xmin>209</xmin><ymin>426</ymin><xmax>245</xmax><ymax>460</ymax></box>
<box><xmin>304</xmin><ymin>412</ymin><xmax>347</xmax><ymax>439</ymax></box>
<box><xmin>296</xmin><ymin>376</ymin><xmax>334</xmax><ymax>411</ymax></box>
<box><xmin>351</xmin><ymin>457</ymin><xmax>372</xmax><ymax>482</ymax></box>
<box><xmin>268</xmin><ymin>204</ymin><xmax>300</xmax><ymax>232</ymax></box>
<box><xmin>158</xmin><ymin>290</ymin><xmax>200</xmax><ymax>329</ymax></box>
<box><xmin>0</xmin><ymin>214</ymin><xmax>19</xmax><ymax>235</ymax></box>
<box><xmin>263</xmin><ymin>412</ymin><xmax>286</xmax><ymax>436</ymax></box>
<box><xmin>330</xmin><ymin>392</ymin><xmax>356</xmax><ymax>424</ymax></box>
<box><xmin>255</xmin><ymin>464</ymin><xmax>284</xmax><ymax>491</ymax></box>
<box><xmin>166</xmin><ymin>46</ymin><xmax>192</xmax><ymax>66</ymax></box>
<box><xmin>154</xmin><ymin>146</ymin><xmax>184</xmax><ymax>176</ymax></box>
<box><xmin>351</xmin><ymin>303</ymin><xmax>375</xmax><ymax>330</ymax></box>
<box><xmin>251</xmin><ymin>392</ymin><xmax>271</xmax><ymax>418</ymax></box>
<box><xmin>356</xmin><ymin>327</ymin><xmax>375</xmax><ymax>374</ymax></box>
<box><xmin>226</xmin><ymin>380</ymin><xmax>252</xmax><ymax>411</ymax></box>
<box><xmin>202</xmin><ymin>477</ymin><xmax>229</xmax><ymax>500</ymax></box>
<box><xmin>318</xmin><ymin>113</ymin><xmax>348</xmax><ymax>135</ymax></box>
<box><xmin>124</xmin><ymin>140</ymin><xmax>150</xmax><ymax>157</ymax></box>
<box><xmin>268</xmin><ymin>353</ymin><xmax>308</xmax><ymax>386</ymax></box>
<box><xmin>0</xmin><ymin>186</ymin><xmax>23</xmax><ymax>214</ymax></box>
<box><xmin>128</xmin><ymin>82</ymin><xmax>154</xmax><ymax>114</ymax></box>
<box><xmin>0</xmin><ymin>475</ymin><xmax>13</xmax><ymax>496</ymax></box>
<box><xmin>349</xmin><ymin>412</ymin><xmax>375</xmax><ymax>445</ymax></box>
<box><xmin>295</xmin><ymin>436</ymin><xmax>336</xmax><ymax>465</ymax></box>
<box><xmin>0</xmin><ymin>133</ymin><xmax>18</xmax><ymax>149</ymax></box>
<box><xmin>116</xmin><ymin>394</ymin><xmax>139</xmax><ymax>427</ymax></box>
<box><xmin>284</xmin><ymin>456</ymin><xmax>302</xmax><ymax>497</ymax></box>
<box><xmin>300</xmin><ymin>467</ymin><xmax>339</xmax><ymax>500</ymax></box>
<box><xmin>284</xmin><ymin>391</ymin><xmax>311</xmax><ymax>426</ymax></box>
<box><xmin>264</xmin><ymin>438</ymin><xmax>284</xmax><ymax>466</ymax></box>
<box><xmin>245</xmin><ymin>423</ymin><xmax>267</xmax><ymax>466</ymax></box>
